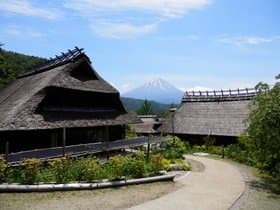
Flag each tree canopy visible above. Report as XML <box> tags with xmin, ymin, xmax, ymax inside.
<box><xmin>0</xmin><ymin>48</ymin><xmax>46</xmax><ymax>90</ymax></box>
<box><xmin>137</xmin><ymin>99</ymin><xmax>154</xmax><ymax>115</ymax></box>
<box><xmin>242</xmin><ymin>74</ymin><xmax>280</xmax><ymax>181</ymax></box>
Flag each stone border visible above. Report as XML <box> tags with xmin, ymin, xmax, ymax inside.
<box><xmin>0</xmin><ymin>174</ymin><xmax>175</xmax><ymax>193</ymax></box>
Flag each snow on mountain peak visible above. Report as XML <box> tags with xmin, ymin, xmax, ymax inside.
<box><xmin>122</xmin><ymin>78</ymin><xmax>184</xmax><ymax>104</ymax></box>
<box><xmin>144</xmin><ymin>78</ymin><xmax>174</xmax><ymax>90</ymax></box>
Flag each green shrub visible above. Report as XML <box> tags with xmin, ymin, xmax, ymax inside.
<box><xmin>49</xmin><ymin>157</ymin><xmax>73</xmax><ymax>183</ymax></box>
<box><xmin>208</xmin><ymin>146</ymin><xmax>223</xmax><ymax>156</ymax></box>
<box><xmin>191</xmin><ymin>145</ymin><xmax>207</xmax><ymax>153</ymax></box>
<box><xmin>224</xmin><ymin>144</ymin><xmax>254</xmax><ymax>165</ymax></box>
<box><xmin>62</xmin><ymin>157</ymin><xmax>101</xmax><ymax>182</ymax></box>
<box><xmin>174</xmin><ymin>159</ymin><xmax>192</xmax><ymax>171</ymax></box>
<box><xmin>245</xmin><ymin>78</ymin><xmax>280</xmax><ymax>184</ymax></box>
<box><xmin>125</xmin><ymin>124</ymin><xmax>137</xmax><ymax>139</ymax></box>
<box><xmin>149</xmin><ymin>154</ymin><xmax>165</xmax><ymax>174</ymax></box>
<box><xmin>0</xmin><ymin>155</ymin><xmax>6</xmax><ymax>183</ymax></box>
<box><xmin>132</xmin><ymin>152</ymin><xmax>146</xmax><ymax>178</ymax></box>
<box><xmin>20</xmin><ymin>158</ymin><xmax>42</xmax><ymax>184</ymax></box>
<box><xmin>131</xmin><ymin>159</ymin><xmax>146</xmax><ymax>178</ymax></box>
<box><xmin>162</xmin><ymin>136</ymin><xmax>188</xmax><ymax>160</ymax></box>
<box><xmin>80</xmin><ymin>157</ymin><xmax>101</xmax><ymax>181</ymax></box>
<box><xmin>105</xmin><ymin>155</ymin><xmax>127</xmax><ymax>179</ymax></box>
<box><xmin>3</xmin><ymin>152</ymin><xmax>176</xmax><ymax>184</ymax></box>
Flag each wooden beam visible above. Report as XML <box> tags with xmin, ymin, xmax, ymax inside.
<box><xmin>106</xmin><ymin>126</ymin><xmax>110</xmax><ymax>160</ymax></box>
<box><xmin>5</xmin><ymin>141</ymin><xmax>9</xmax><ymax>161</ymax></box>
<box><xmin>62</xmin><ymin>128</ymin><xmax>66</xmax><ymax>157</ymax></box>
<box><xmin>146</xmin><ymin>136</ymin><xmax>150</xmax><ymax>161</ymax></box>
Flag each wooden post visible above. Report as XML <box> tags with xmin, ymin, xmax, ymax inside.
<box><xmin>5</xmin><ymin>141</ymin><xmax>9</xmax><ymax>161</ymax></box>
<box><xmin>62</xmin><ymin>128</ymin><xmax>66</xmax><ymax>157</ymax></box>
<box><xmin>122</xmin><ymin>125</ymin><xmax>126</xmax><ymax>139</ymax></box>
<box><xmin>169</xmin><ymin>108</ymin><xmax>177</xmax><ymax>143</ymax></box>
<box><xmin>146</xmin><ymin>136</ymin><xmax>150</xmax><ymax>161</ymax></box>
<box><xmin>106</xmin><ymin>126</ymin><xmax>110</xmax><ymax>160</ymax></box>
<box><xmin>222</xmin><ymin>145</ymin><xmax>225</xmax><ymax>159</ymax></box>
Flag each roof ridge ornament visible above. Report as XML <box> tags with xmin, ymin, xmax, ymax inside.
<box><xmin>18</xmin><ymin>46</ymin><xmax>85</xmax><ymax>78</ymax></box>
<box><xmin>182</xmin><ymin>88</ymin><xmax>266</xmax><ymax>102</ymax></box>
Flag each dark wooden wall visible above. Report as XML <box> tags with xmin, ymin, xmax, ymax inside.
<box><xmin>0</xmin><ymin>125</ymin><xmax>125</xmax><ymax>153</ymax></box>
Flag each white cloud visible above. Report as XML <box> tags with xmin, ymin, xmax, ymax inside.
<box><xmin>65</xmin><ymin>0</ymin><xmax>211</xmax><ymax>18</ymax></box>
<box><xmin>65</xmin><ymin>0</ymin><xmax>211</xmax><ymax>38</ymax></box>
<box><xmin>0</xmin><ymin>0</ymin><xmax>61</xmax><ymax>20</ymax></box>
<box><xmin>219</xmin><ymin>35</ymin><xmax>280</xmax><ymax>46</ymax></box>
<box><xmin>91</xmin><ymin>21</ymin><xmax>157</xmax><ymax>39</ymax></box>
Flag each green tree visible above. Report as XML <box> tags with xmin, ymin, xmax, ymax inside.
<box><xmin>162</xmin><ymin>102</ymin><xmax>178</xmax><ymax>117</ymax></box>
<box><xmin>255</xmin><ymin>82</ymin><xmax>270</xmax><ymax>91</ymax></box>
<box><xmin>244</xmin><ymin>74</ymin><xmax>280</xmax><ymax>180</ymax></box>
<box><xmin>0</xmin><ymin>47</ymin><xmax>46</xmax><ymax>90</ymax></box>
<box><xmin>137</xmin><ymin>99</ymin><xmax>154</xmax><ymax>115</ymax></box>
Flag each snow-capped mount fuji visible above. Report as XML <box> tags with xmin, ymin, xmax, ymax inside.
<box><xmin>122</xmin><ymin>78</ymin><xmax>184</xmax><ymax>104</ymax></box>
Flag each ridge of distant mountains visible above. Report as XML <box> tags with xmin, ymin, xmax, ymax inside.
<box><xmin>121</xmin><ymin>97</ymin><xmax>174</xmax><ymax>114</ymax></box>
<box><xmin>122</xmin><ymin>78</ymin><xmax>184</xmax><ymax>104</ymax></box>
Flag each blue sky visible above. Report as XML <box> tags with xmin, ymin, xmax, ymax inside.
<box><xmin>0</xmin><ymin>0</ymin><xmax>279</xmax><ymax>93</ymax></box>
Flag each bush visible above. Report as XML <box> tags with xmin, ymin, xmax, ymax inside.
<box><xmin>49</xmin><ymin>157</ymin><xmax>73</xmax><ymax>183</ymax></box>
<box><xmin>81</xmin><ymin>157</ymin><xmax>101</xmax><ymax>181</ymax></box>
<box><xmin>149</xmin><ymin>154</ymin><xmax>165</xmax><ymax>174</ymax></box>
<box><xmin>2</xmin><ymin>153</ymin><xmax>175</xmax><ymax>184</ymax></box>
<box><xmin>105</xmin><ymin>155</ymin><xmax>127</xmax><ymax>179</ymax></box>
<box><xmin>245</xmin><ymin>78</ymin><xmax>280</xmax><ymax>181</ymax></box>
<box><xmin>162</xmin><ymin>136</ymin><xmax>188</xmax><ymax>160</ymax></box>
<box><xmin>208</xmin><ymin>146</ymin><xmax>224</xmax><ymax>156</ymax></box>
<box><xmin>0</xmin><ymin>155</ymin><xmax>6</xmax><ymax>182</ymax></box>
<box><xmin>20</xmin><ymin>158</ymin><xmax>42</xmax><ymax>184</ymax></box>
<box><xmin>131</xmin><ymin>152</ymin><xmax>146</xmax><ymax>178</ymax></box>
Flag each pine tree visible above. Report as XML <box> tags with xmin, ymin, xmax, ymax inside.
<box><xmin>137</xmin><ymin>99</ymin><xmax>154</xmax><ymax>115</ymax></box>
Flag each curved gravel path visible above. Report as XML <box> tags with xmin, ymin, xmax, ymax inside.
<box><xmin>127</xmin><ymin>155</ymin><xmax>245</xmax><ymax>210</ymax></box>
<box><xmin>228</xmin><ymin>160</ymin><xmax>280</xmax><ymax>210</ymax></box>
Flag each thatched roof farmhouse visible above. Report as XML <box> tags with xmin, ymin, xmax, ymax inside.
<box><xmin>159</xmin><ymin>88</ymin><xmax>259</xmax><ymax>144</ymax></box>
<box><xmin>0</xmin><ymin>47</ymin><xmax>140</xmax><ymax>153</ymax></box>
<box><xmin>134</xmin><ymin>115</ymin><xmax>163</xmax><ymax>135</ymax></box>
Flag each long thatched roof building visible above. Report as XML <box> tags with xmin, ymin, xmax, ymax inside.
<box><xmin>0</xmin><ymin>47</ymin><xmax>140</xmax><ymax>153</ymax></box>
<box><xmin>159</xmin><ymin>88</ymin><xmax>259</xmax><ymax>143</ymax></box>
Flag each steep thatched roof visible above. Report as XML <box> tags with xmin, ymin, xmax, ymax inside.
<box><xmin>0</xmin><ymin>47</ymin><xmax>140</xmax><ymax>131</ymax></box>
<box><xmin>134</xmin><ymin>123</ymin><xmax>158</xmax><ymax>134</ymax></box>
<box><xmin>134</xmin><ymin>115</ymin><xmax>162</xmax><ymax>134</ymax></box>
<box><xmin>159</xmin><ymin>89</ymin><xmax>258</xmax><ymax>137</ymax></box>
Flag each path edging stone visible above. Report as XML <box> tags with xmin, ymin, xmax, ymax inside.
<box><xmin>0</xmin><ymin>174</ymin><xmax>175</xmax><ymax>192</ymax></box>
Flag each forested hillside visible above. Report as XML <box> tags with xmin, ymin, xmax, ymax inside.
<box><xmin>121</xmin><ymin>97</ymin><xmax>179</xmax><ymax>115</ymax></box>
<box><xmin>0</xmin><ymin>45</ymin><xmax>46</xmax><ymax>90</ymax></box>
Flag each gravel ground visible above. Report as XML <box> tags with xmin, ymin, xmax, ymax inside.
<box><xmin>0</xmin><ymin>181</ymin><xmax>181</xmax><ymax>210</ymax></box>
<box><xmin>228</xmin><ymin>160</ymin><xmax>280</xmax><ymax>210</ymax></box>
<box><xmin>129</xmin><ymin>155</ymin><xmax>245</xmax><ymax>210</ymax></box>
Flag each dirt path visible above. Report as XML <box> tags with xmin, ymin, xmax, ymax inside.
<box><xmin>228</xmin><ymin>160</ymin><xmax>280</xmax><ymax>210</ymax></box>
<box><xmin>0</xmin><ymin>181</ymin><xmax>181</xmax><ymax>210</ymax></box>
<box><xmin>127</xmin><ymin>155</ymin><xmax>245</xmax><ymax>210</ymax></box>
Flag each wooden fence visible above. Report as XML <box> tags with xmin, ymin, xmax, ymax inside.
<box><xmin>5</xmin><ymin>136</ymin><xmax>166</xmax><ymax>164</ymax></box>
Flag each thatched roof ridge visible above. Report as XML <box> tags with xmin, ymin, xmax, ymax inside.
<box><xmin>18</xmin><ymin>47</ymin><xmax>88</xmax><ymax>78</ymax></box>
<box><xmin>182</xmin><ymin>88</ymin><xmax>259</xmax><ymax>102</ymax></box>
<box><xmin>0</xmin><ymin>48</ymin><xmax>140</xmax><ymax>131</ymax></box>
